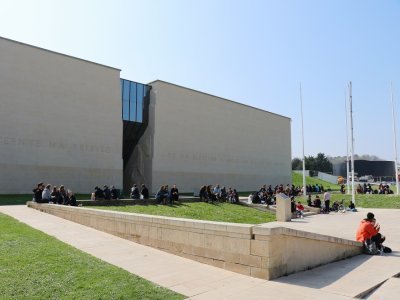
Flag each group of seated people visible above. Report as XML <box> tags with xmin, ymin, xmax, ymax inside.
<box><xmin>92</xmin><ymin>185</ymin><xmax>119</xmax><ymax>200</ymax></box>
<box><xmin>342</xmin><ymin>182</ymin><xmax>394</xmax><ymax>195</ymax></box>
<box><xmin>304</xmin><ymin>184</ymin><xmax>324</xmax><ymax>194</ymax></box>
<box><xmin>130</xmin><ymin>184</ymin><xmax>149</xmax><ymax>200</ymax></box>
<box><xmin>155</xmin><ymin>184</ymin><xmax>179</xmax><ymax>204</ymax></box>
<box><xmin>199</xmin><ymin>185</ymin><xmax>239</xmax><ymax>203</ymax></box>
<box><xmin>32</xmin><ymin>182</ymin><xmax>77</xmax><ymax>206</ymax></box>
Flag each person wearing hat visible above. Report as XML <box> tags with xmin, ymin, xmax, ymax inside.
<box><xmin>356</xmin><ymin>212</ymin><xmax>385</xmax><ymax>251</ymax></box>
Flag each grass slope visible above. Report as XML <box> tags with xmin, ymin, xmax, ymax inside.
<box><xmin>292</xmin><ymin>172</ymin><xmax>341</xmax><ymax>191</ymax></box>
<box><xmin>93</xmin><ymin>202</ymin><xmax>276</xmax><ymax>224</ymax></box>
<box><xmin>0</xmin><ymin>213</ymin><xmax>183</xmax><ymax>300</ymax></box>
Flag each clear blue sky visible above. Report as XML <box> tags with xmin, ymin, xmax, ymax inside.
<box><xmin>2</xmin><ymin>0</ymin><xmax>400</xmax><ymax>160</ymax></box>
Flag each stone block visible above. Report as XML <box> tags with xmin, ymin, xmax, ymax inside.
<box><xmin>250</xmin><ymin>239</ymin><xmax>269</xmax><ymax>256</ymax></box>
<box><xmin>224</xmin><ymin>262</ymin><xmax>251</xmax><ymax>276</ymax></box>
<box><xmin>250</xmin><ymin>267</ymin><xmax>268</xmax><ymax>279</ymax></box>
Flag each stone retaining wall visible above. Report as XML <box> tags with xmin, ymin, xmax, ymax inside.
<box><xmin>27</xmin><ymin>202</ymin><xmax>362</xmax><ymax>280</ymax></box>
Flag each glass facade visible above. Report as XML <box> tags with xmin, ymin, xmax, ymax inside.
<box><xmin>121</xmin><ymin>79</ymin><xmax>150</xmax><ymax>123</ymax></box>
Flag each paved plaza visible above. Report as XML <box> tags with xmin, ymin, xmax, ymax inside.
<box><xmin>0</xmin><ymin>205</ymin><xmax>399</xmax><ymax>299</ymax></box>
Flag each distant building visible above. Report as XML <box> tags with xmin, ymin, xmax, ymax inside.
<box><xmin>0</xmin><ymin>36</ymin><xmax>292</xmax><ymax>194</ymax></box>
<box><xmin>332</xmin><ymin>160</ymin><xmax>395</xmax><ymax>180</ymax></box>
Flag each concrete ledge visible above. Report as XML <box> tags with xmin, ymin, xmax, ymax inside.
<box><xmin>27</xmin><ymin>202</ymin><xmax>362</xmax><ymax>280</ymax></box>
<box><xmin>76</xmin><ymin>196</ymin><xmax>200</xmax><ymax>206</ymax></box>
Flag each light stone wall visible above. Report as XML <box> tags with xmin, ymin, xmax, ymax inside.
<box><xmin>0</xmin><ymin>37</ymin><xmax>123</xmax><ymax>193</ymax></box>
<box><xmin>28</xmin><ymin>202</ymin><xmax>362</xmax><ymax>280</ymax></box>
<box><xmin>149</xmin><ymin>81</ymin><xmax>291</xmax><ymax>193</ymax></box>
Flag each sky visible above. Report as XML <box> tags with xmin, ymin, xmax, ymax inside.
<box><xmin>1</xmin><ymin>0</ymin><xmax>400</xmax><ymax>161</ymax></box>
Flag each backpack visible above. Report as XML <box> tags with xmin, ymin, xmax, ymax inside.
<box><xmin>363</xmin><ymin>239</ymin><xmax>380</xmax><ymax>255</ymax></box>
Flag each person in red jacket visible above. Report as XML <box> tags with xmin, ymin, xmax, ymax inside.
<box><xmin>356</xmin><ymin>212</ymin><xmax>385</xmax><ymax>250</ymax></box>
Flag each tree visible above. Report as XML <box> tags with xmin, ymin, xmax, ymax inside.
<box><xmin>292</xmin><ymin>158</ymin><xmax>302</xmax><ymax>170</ymax></box>
<box><xmin>293</xmin><ymin>153</ymin><xmax>333</xmax><ymax>173</ymax></box>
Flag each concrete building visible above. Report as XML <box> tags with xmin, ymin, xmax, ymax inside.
<box><xmin>0</xmin><ymin>36</ymin><xmax>291</xmax><ymax>194</ymax></box>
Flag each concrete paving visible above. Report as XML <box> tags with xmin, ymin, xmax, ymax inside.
<box><xmin>0</xmin><ymin>205</ymin><xmax>399</xmax><ymax>299</ymax></box>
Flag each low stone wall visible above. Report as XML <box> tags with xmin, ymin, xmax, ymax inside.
<box><xmin>77</xmin><ymin>196</ymin><xmax>200</xmax><ymax>206</ymax></box>
<box><xmin>27</xmin><ymin>202</ymin><xmax>362</xmax><ymax>280</ymax></box>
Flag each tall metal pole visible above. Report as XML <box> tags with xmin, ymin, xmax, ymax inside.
<box><xmin>349</xmin><ymin>82</ymin><xmax>356</xmax><ymax>206</ymax></box>
<box><xmin>390</xmin><ymin>81</ymin><xmax>399</xmax><ymax>195</ymax></box>
<box><xmin>300</xmin><ymin>83</ymin><xmax>307</xmax><ymax>199</ymax></box>
<box><xmin>345</xmin><ymin>88</ymin><xmax>350</xmax><ymax>194</ymax></box>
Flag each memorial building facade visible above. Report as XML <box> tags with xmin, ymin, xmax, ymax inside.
<box><xmin>0</xmin><ymin>36</ymin><xmax>291</xmax><ymax>194</ymax></box>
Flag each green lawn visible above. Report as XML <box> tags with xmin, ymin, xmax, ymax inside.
<box><xmin>292</xmin><ymin>172</ymin><xmax>341</xmax><ymax>191</ymax></box>
<box><xmin>92</xmin><ymin>202</ymin><xmax>276</xmax><ymax>224</ymax></box>
<box><xmin>328</xmin><ymin>193</ymin><xmax>400</xmax><ymax>209</ymax></box>
<box><xmin>0</xmin><ymin>213</ymin><xmax>183</xmax><ymax>300</ymax></box>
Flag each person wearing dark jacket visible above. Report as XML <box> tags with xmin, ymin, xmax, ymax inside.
<box><xmin>131</xmin><ymin>184</ymin><xmax>140</xmax><ymax>199</ymax></box>
<box><xmin>94</xmin><ymin>186</ymin><xmax>104</xmax><ymax>200</ymax></box>
<box><xmin>32</xmin><ymin>182</ymin><xmax>44</xmax><ymax>202</ymax></box>
<box><xmin>141</xmin><ymin>184</ymin><xmax>149</xmax><ymax>199</ymax></box>
<box><xmin>170</xmin><ymin>184</ymin><xmax>179</xmax><ymax>204</ymax></box>
<box><xmin>67</xmin><ymin>190</ymin><xmax>77</xmax><ymax>206</ymax></box>
<box><xmin>110</xmin><ymin>186</ymin><xmax>119</xmax><ymax>199</ymax></box>
<box><xmin>103</xmin><ymin>185</ymin><xmax>111</xmax><ymax>200</ymax></box>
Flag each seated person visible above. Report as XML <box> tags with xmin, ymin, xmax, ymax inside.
<box><xmin>219</xmin><ymin>186</ymin><xmax>227</xmax><ymax>201</ymax></box>
<box><xmin>170</xmin><ymin>184</ymin><xmax>179</xmax><ymax>203</ymax></box>
<box><xmin>103</xmin><ymin>185</ymin><xmax>111</xmax><ymax>200</ymax></box>
<box><xmin>199</xmin><ymin>185</ymin><xmax>207</xmax><ymax>202</ymax></box>
<box><xmin>356</xmin><ymin>212</ymin><xmax>386</xmax><ymax>253</ymax></box>
<box><xmin>313</xmin><ymin>195</ymin><xmax>322</xmax><ymax>208</ymax></box>
<box><xmin>130</xmin><ymin>184</ymin><xmax>140</xmax><ymax>199</ymax></box>
<box><xmin>307</xmin><ymin>194</ymin><xmax>312</xmax><ymax>206</ymax></box>
<box><xmin>213</xmin><ymin>184</ymin><xmax>221</xmax><ymax>199</ymax></box>
<box><xmin>156</xmin><ymin>185</ymin><xmax>165</xmax><ymax>204</ymax></box>
<box><xmin>296</xmin><ymin>201</ymin><xmax>305</xmax><ymax>218</ymax></box>
<box><xmin>207</xmin><ymin>185</ymin><xmax>216</xmax><ymax>203</ymax></box>
<box><xmin>348</xmin><ymin>201</ymin><xmax>357</xmax><ymax>212</ymax></box>
<box><xmin>110</xmin><ymin>185</ymin><xmax>119</xmax><ymax>200</ymax></box>
<box><xmin>141</xmin><ymin>184</ymin><xmax>149</xmax><ymax>199</ymax></box>
<box><xmin>331</xmin><ymin>201</ymin><xmax>339</xmax><ymax>212</ymax></box>
<box><xmin>51</xmin><ymin>186</ymin><xmax>60</xmax><ymax>204</ymax></box>
<box><xmin>66</xmin><ymin>190</ymin><xmax>77</xmax><ymax>206</ymax></box>
<box><xmin>94</xmin><ymin>186</ymin><xmax>104</xmax><ymax>200</ymax></box>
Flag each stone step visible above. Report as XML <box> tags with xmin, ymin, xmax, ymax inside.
<box><xmin>366</xmin><ymin>277</ymin><xmax>400</xmax><ymax>299</ymax></box>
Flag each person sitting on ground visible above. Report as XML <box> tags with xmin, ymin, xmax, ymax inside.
<box><xmin>213</xmin><ymin>184</ymin><xmax>221</xmax><ymax>200</ymax></box>
<box><xmin>307</xmin><ymin>194</ymin><xmax>312</xmax><ymax>206</ymax></box>
<box><xmin>140</xmin><ymin>184</ymin><xmax>149</xmax><ymax>199</ymax></box>
<box><xmin>313</xmin><ymin>195</ymin><xmax>322</xmax><ymax>208</ymax></box>
<box><xmin>94</xmin><ymin>186</ymin><xmax>104</xmax><ymax>200</ymax></box>
<box><xmin>331</xmin><ymin>201</ymin><xmax>339</xmax><ymax>212</ymax></box>
<box><xmin>232</xmin><ymin>189</ymin><xmax>239</xmax><ymax>203</ymax></box>
<box><xmin>219</xmin><ymin>186</ymin><xmax>227</xmax><ymax>201</ymax></box>
<box><xmin>296</xmin><ymin>201</ymin><xmax>305</xmax><ymax>218</ymax></box>
<box><xmin>32</xmin><ymin>182</ymin><xmax>44</xmax><ymax>202</ymax></box>
<box><xmin>130</xmin><ymin>184</ymin><xmax>140</xmax><ymax>199</ymax></box>
<box><xmin>103</xmin><ymin>185</ymin><xmax>111</xmax><ymax>200</ymax></box>
<box><xmin>110</xmin><ymin>185</ymin><xmax>119</xmax><ymax>200</ymax></box>
<box><xmin>207</xmin><ymin>185</ymin><xmax>216</xmax><ymax>203</ymax></box>
<box><xmin>42</xmin><ymin>184</ymin><xmax>52</xmax><ymax>203</ymax></box>
<box><xmin>170</xmin><ymin>184</ymin><xmax>179</xmax><ymax>203</ymax></box>
<box><xmin>163</xmin><ymin>185</ymin><xmax>170</xmax><ymax>203</ymax></box>
<box><xmin>356</xmin><ymin>212</ymin><xmax>387</xmax><ymax>254</ymax></box>
<box><xmin>156</xmin><ymin>185</ymin><xmax>165</xmax><ymax>204</ymax></box>
<box><xmin>199</xmin><ymin>185</ymin><xmax>207</xmax><ymax>202</ymax></box>
<box><xmin>348</xmin><ymin>201</ymin><xmax>357</xmax><ymax>212</ymax></box>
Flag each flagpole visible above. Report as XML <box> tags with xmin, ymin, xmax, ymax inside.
<box><xmin>300</xmin><ymin>83</ymin><xmax>306</xmax><ymax>199</ymax></box>
<box><xmin>345</xmin><ymin>88</ymin><xmax>350</xmax><ymax>195</ymax></box>
<box><xmin>390</xmin><ymin>81</ymin><xmax>399</xmax><ymax>195</ymax></box>
<box><xmin>349</xmin><ymin>81</ymin><xmax>355</xmax><ymax>206</ymax></box>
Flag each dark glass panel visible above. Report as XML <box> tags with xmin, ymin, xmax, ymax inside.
<box><xmin>129</xmin><ymin>82</ymin><xmax>137</xmax><ymax>121</ymax></box>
